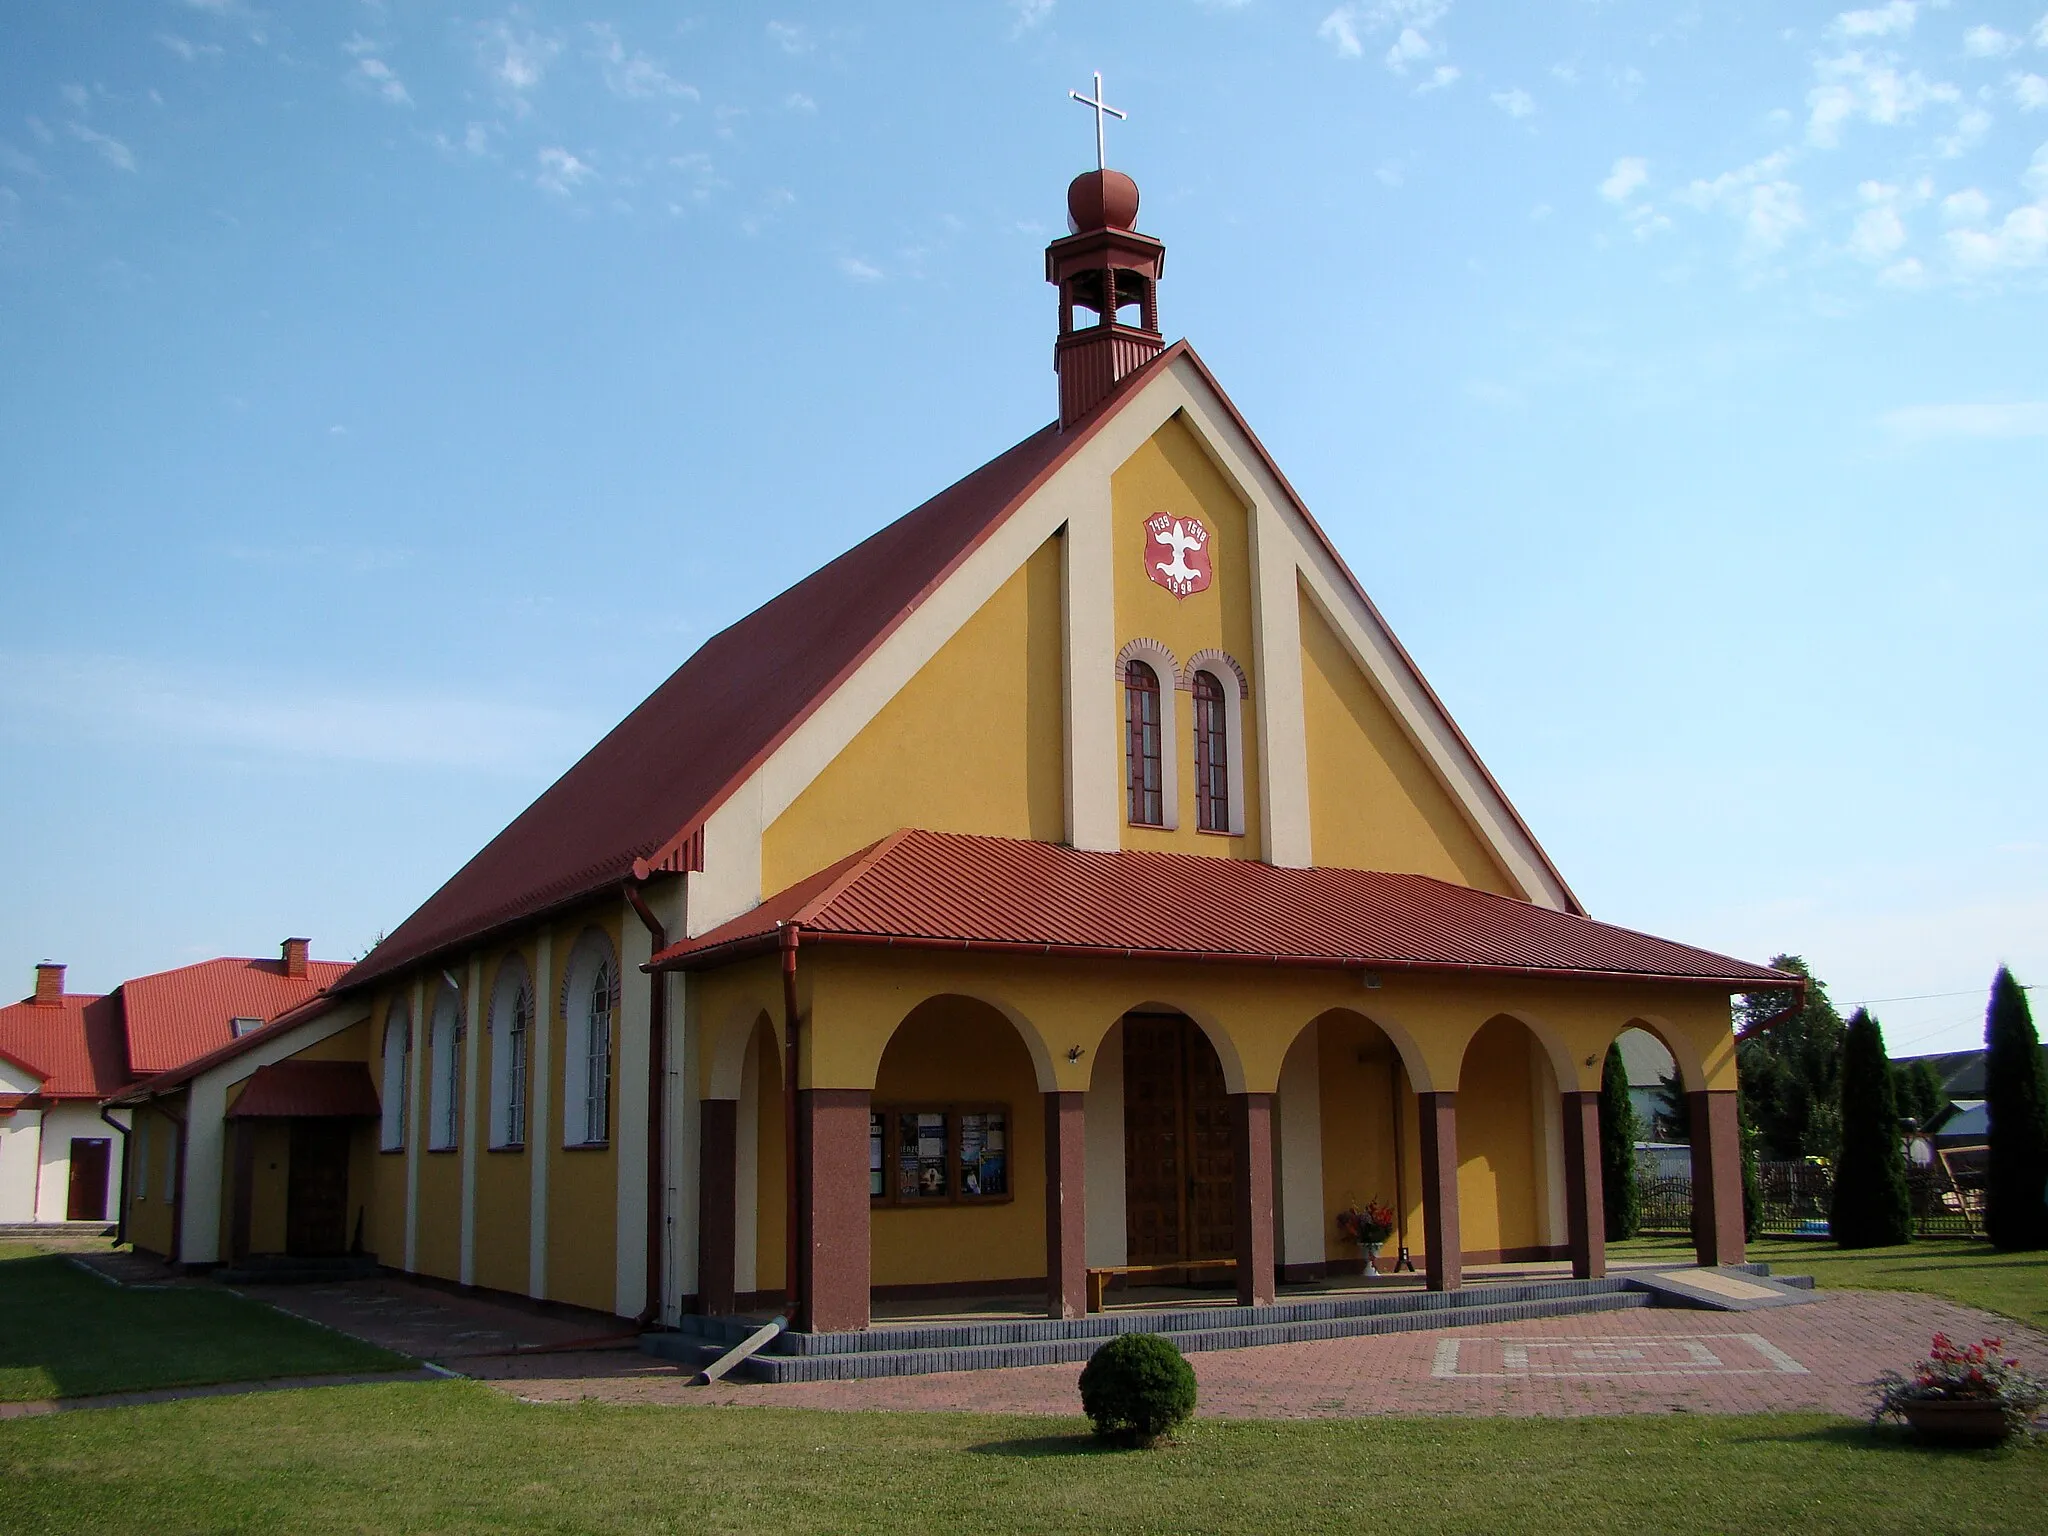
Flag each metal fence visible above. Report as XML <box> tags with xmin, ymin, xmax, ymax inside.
<box><xmin>1632</xmin><ymin>1151</ymin><xmax>1984</xmax><ymax>1239</ymax></box>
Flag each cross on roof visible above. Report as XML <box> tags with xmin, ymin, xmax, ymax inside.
<box><xmin>1069</xmin><ymin>71</ymin><xmax>1125</xmax><ymax>172</ymax></box>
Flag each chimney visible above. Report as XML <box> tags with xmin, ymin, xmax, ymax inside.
<box><xmin>281</xmin><ymin>938</ymin><xmax>310</xmax><ymax>980</ymax></box>
<box><xmin>1046</xmin><ymin>168</ymin><xmax>1166</xmax><ymax>428</ymax></box>
<box><xmin>34</xmin><ymin>962</ymin><xmax>65</xmax><ymax>1006</ymax></box>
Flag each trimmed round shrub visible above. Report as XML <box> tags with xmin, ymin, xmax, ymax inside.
<box><xmin>1078</xmin><ymin>1332</ymin><xmax>1197</xmax><ymax>1446</ymax></box>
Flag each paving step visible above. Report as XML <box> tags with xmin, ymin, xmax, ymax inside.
<box><xmin>730</xmin><ymin>1291</ymin><xmax>1653</xmax><ymax>1383</ymax></box>
<box><xmin>216</xmin><ymin>1255</ymin><xmax>383</xmax><ymax>1285</ymax></box>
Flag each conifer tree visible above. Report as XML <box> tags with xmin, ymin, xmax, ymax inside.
<box><xmin>1736</xmin><ymin>956</ymin><xmax>1846</xmax><ymax>1160</ymax></box>
<box><xmin>1830</xmin><ymin>1009</ymin><xmax>1911</xmax><ymax>1248</ymax></box>
<box><xmin>1599</xmin><ymin>1043</ymin><xmax>1641</xmax><ymax>1241</ymax></box>
<box><xmin>1983</xmin><ymin>968</ymin><xmax>2048</xmax><ymax>1251</ymax></box>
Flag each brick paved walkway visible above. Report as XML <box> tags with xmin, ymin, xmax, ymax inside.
<box><xmin>464</xmin><ymin>1291</ymin><xmax>2048</xmax><ymax>1421</ymax></box>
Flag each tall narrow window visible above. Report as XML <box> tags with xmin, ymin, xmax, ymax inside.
<box><xmin>490</xmin><ymin>962</ymin><xmax>530</xmax><ymax>1150</ymax></box>
<box><xmin>380</xmin><ymin>1009</ymin><xmax>410</xmax><ymax>1151</ymax></box>
<box><xmin>428</xmin><ymin>989</ymin><xmax>461</xmax><ymax>1151</ymax></box>
<box><xmin>1192</xmin><ymin>670</ymin><xmax>1229</xmax><ymax>833</ymax></box>
<box><xmin>1125</xmin><ymin>659</ymin><xmax>1164</xmax><ymax>826</ymax></box>
<box><xmin>584</xmin><ymin>961</ymin><xmax>613</xmax><ymax>1145</ymax></box>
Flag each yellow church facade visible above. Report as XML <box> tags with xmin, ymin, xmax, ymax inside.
<box><xmin>115</xmin><ymin>167</ymin><xmax>1791</xmax><ymax>1334</ymax></box>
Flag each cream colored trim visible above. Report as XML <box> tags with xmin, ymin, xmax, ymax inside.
<box><xmin>1276</xmin><ymin>1021</ymin><xmax>1325</xmax><ymax>1267</ymax></box>
<box><xmin>665</xmin><ymin>965</ymin><xmax>696</xmax><ymax>1325</ymax></box>
<box><xmin>460</xmin><ymin>955</ymin><xmax>483</xmax><ymax>1286</ymax></box>
<box><xmin>1534</xmin><ymin>1050</ymin><xmax>1566</xmax><ymax>1248</ymax></box>
<box><xmin>686</xmin><ymin>784</ymin><xmax>764</xmax><ymax>938</ymax></box>
<box><xmin>1064</xmin><ymin>486</ymin><xmax>1121</xmax><ymax>851</ymax></box>
<box><xmin>614</xmin><ymin>895</ymin><xmax>653</xmax><ymax>1318</ymax></box>
<box><xmin>404</xmin><ymin>976</ymin><xmax>425</xmax><ymax>1271</ymax></box>
<box><xmin>173</xmin><ymin>1000</ymin><xmax>372</xmax><ymax>1266</ymax></box>
<box><xmin>1248</xmin><ymin>497</ymin><xmax>1312</xmax><ymax>866</ymax></box>
<box><xmin>1083</xmin><ymin>1019</ymin><xmax>1127</xmax><ymax>1267</ymax></box>
<box><xmin>528</xmin><ymin>930</ymin><xmax>553</xmax><ymax>1299</ymax></box>
<box><xmin>1114</xmin><ymin>636</ymin><xmax>1180</xmax><ymax>831</ymax></box>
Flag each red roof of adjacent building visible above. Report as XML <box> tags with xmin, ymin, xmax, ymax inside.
<box><xmin>651</xmin><ymin>829</ymin><xmax>1793</xmax><ymax>988</ymax></box>
<box><xmin>341</xmin><ymin>342</ymin><xmax>1582</xmax><ymax>993</ymax></box>
<box><xmin>120</xmin><ymin>956</ymin><xmax>350</xmax><ymax>1076</ymax></box>
<box><xmin>0</xmin><ymin>993</ymin><xmax>127</xmax><ymax>1099</ymax></box>
<box><xmin>226</xmin><ymin>1060</ymin><xmax>380</xmax><ymax>1119</ymax></box>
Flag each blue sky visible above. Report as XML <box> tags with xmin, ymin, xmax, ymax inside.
<box><xmin>2</xmin><ymin>2</ymin><xmax>2043</xmax><ymax>1058</ymax></box>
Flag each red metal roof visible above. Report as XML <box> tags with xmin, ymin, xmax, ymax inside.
<box><xmin>108</xmin><ymin>989</ymin><xmax>343</xmax><ymax>1106</ymax></box>
<box><xmin>120</xmin><ymin>956</ymin><xmax>351</xmax><ymax>1075</ymax></box>
<box><xmin>226</xmin><ymin>1060</ymin><xmax>380</xmax><ymax>1119</ymax></box>
<box><xmin>0</xmin><ymin>994</ymin><xmax>126</xmax><ymax>1099</ymax></box>
<box><xmin>651</xmin><ymin>829</ymin><xmax>1793</xmax><ymax>987</ymax></box>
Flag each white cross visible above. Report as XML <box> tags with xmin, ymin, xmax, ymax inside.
<box><xmin>1069</xmin><ymin>71</ymin><xmax>1125</xmax><ymax>172</ymax></box>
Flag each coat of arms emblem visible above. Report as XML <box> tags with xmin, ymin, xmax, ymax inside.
<box><xmin>1144</xmin><ymin>513</ymin><xmax>1212</xmax><ymax>599</ymax></box>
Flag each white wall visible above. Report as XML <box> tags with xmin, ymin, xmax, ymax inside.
<box><xmin>34</xmin><ymin>1102</ymin><xmax>120</xmax><ymax>1223</ymax></box>
<box><xmin>1275</xmin><ymin>1022</ymin><xmax>1326</xmax><ymax>1268</ymax></box>
<box><xmin>0</xmin><ymin>1110</ymin><xmax>43</xmax><ymax>1222</ymax></box>
<box><xmin>1084</xmin><ymin>1020</ymin><xmax>1126</xmax><ymax>1267</ymax></box>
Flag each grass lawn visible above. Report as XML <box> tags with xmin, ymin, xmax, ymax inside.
<box><xmin>2</xmin><ymin>1381</ymin><xmax>2044</xmax><ymax>1535</ymax></box>
<box><xmin>1610</xmin><ymin>1234</ymin><xmax>2048</xmax><ymax>1329</ymax></box>
<box><xmin>0</xmin><ymin>1244</ymin><xmax>411</xmax><ymax>1402</ymax></box>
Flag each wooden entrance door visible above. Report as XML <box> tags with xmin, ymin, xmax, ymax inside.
<box><xmin>1123</xmin><ymin>1016</ymin><xmax>1235</xmax><ymax>1270</ymax></box>
<box><xmin>286</xmin><ymin>1120</ymin><xmax>352</xmax><ymax>1257</ymax></box>
<box><xmin>66</xmin><ymin>1138</ymin><xmax>110</xmax><ymax>1221</ymax></box>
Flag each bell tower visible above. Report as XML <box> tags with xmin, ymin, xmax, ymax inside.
<box><xmin>1047</xmin><ymin>75</ymin><xmax>1166</xmax><ymax>428</ymax></box>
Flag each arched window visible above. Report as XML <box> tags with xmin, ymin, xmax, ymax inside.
<box><xmin>380</xmin><ymin>1005</ymin><xmax>411</xmax><ymax>1151</ymax></box>
<box><xmin>1125</xmin><ymin>659</ymin><xmax>1164</xmax><ymax>826</ymax></box>
<box><xmin>489</xmin><ymin>960</ymin><xmax>531</xmax><ymax>1150</ymax></box>
<box><xmin>1191</xmin><ymin>670</ymin><xmax>1230</xmax><ymax>832</ymax></box>
<box><xmin>427</xmin><ymin>986</ymin><xmax>461</xmax><ymax>1151</ymax></box>
<box><xmin>561</xmin><ymin>934</ymin><xmax>615</xmax><ymax>1147</ymax></box>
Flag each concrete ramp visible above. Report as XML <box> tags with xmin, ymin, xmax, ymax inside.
<box><xmin>1627</xmin><ymin>1266</ymin><xmax>1817</xmax><ymax>1312</ymax></box>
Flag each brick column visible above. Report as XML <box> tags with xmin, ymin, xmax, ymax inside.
<box><xmin>1418</xmin><ymin>1091</ymin><xmax>1461</xmax><ymax>1292</ymax></box>
<box><xmin>1689</xmin><ymin>1089</ymin><xmax>1745</xmax><ymax>1268</ymax></box>
<box><xmin>1044</xmin><ymin>1091</ymin><xmax>1088</xmax><ymax>1319</ymax></box>
<box><xmin>797</xmin><ymin>1087</ymin><xmax>871</xmax><ymax>1332</ymax></box>
<box><xmin>1231</xmin><ymin>1092</ymin><xmax>1277</xmax><ymax>1307</ymax></box>
<box><xmin>695</xmin><ymin>1098</ymin><xmax>737</xmax><ymax>1315</ymax></box>
<box><xmin>1560</xmin><ymin>1089</ymin><xmax>1606</xmax><ymax>1280</ymax></box>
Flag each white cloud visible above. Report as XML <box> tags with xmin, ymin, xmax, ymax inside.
<box><xmin>1599</xmin><ymin>156</ymin><xmax>1649</xmax><ymax>202</ymax></box>
<box><xmin>535</xmin><ymin>146</ymin><xmax>592</xmax><ymax>195</ymax></box>
<box><xmin>1834</xmin><ymin>2</ymin><xmax>1916</xmax><ymax>39</ymax></box>
<box><xmin>1848</xmin><ymin>181</ymin><xmax>1910</xmax><ymax>260</ymax></box>
<box><xmin>2037</xmin><ymin>13</ymin><xmax>2048</xmax><ymax>47</ymax></box>
<box><xmin>60</xmin><ymin>84</ymin><xmax>89</xmax><ymax>110</ymax></box>
<box><xmin>1964</xmin><ymin>26</ymin><xmax>2018</xmax><ymax>59</ymax></box>
<box><xmin>1936</xmin><ymin>105</ymin><xmax>1991</xmax><ymax>157</ymax></box>
<box><xmin>0</xmin><ymin>142</ymin><xmax>39</xmax><ymax>178</ymax></box>
<box><xmin>1319</xmin><ymin>2</ymin><xmax>1452</xmax><ymax>74</ymax></box>
<box><xmin>1942</xmin><ymin>187</ymin><xmax>1991</xmax><ymax>222</ymax></box>
<box><xmin>352</xmin><ymin>55</ymin><xmax>411</xmax><ymax>107</ymax></box>
<box><xmin>2016</xmin><ymin>74</ymin><xmax>2048</xmax><ymax>111</ymax></box>
<box><xmin>1879</xmin><ymin>401</ymin><xmax>2048</xmax><ymax>437</ymax></box>
<box><xmin>66</xmin><ymin>122</ymin><xmax>135</xmax><ymax>172</ymax></box>
<box><xmin>1414</xmin><ymin>65</ymin><xmax>1460</xmax><ymax>94</ymax></box>
<box><xmin>1490</xmin><ymin>87</ymin><xmax>1535</xmax><ymax>118</ymax></box>
<box><xmin>784</xmin><ymin>92</ymin><xmax>816</xmax><ymax>113</ymax></box>
<box><xmin>478</xmin><ymin>21</ymin><xmax>560</xmax><ymax>103</ymax></box>
<box><xmin>1678</xmin><ymin>151</ymin><xmax>1805</xmax><ymax>256</ymax></box>
<box><xmin>1807</xmin><ymin>50</ymin><xmax>1961</xmax><ymax>146</ymax></box>
<box><xmin>0</xmin><ymin>653</ymin><xmax>585</xmax><ymax>773</ymax></box>
<box><xmin>1010</xmin><ymin>0</ymin><xmax>1055</xmax><ymax>33</ymax></box>
<box><xmin>767</xmin><ymin>21</ymin><xmax>811</xmax><ymax>55</ymax></box>
<box><xmin>1947</xmin><ymin>200</ymin><xmax>2048</xmax><ymax>269</ymax></box>
<box><xmin>588</xmin><ymin>23</ymin><xmax>697</xmax><ymax>101</ymax></box>
<box><xmin>837</xmin><ymin>255</ymin><xmax>882</xmax><ymax>281</ymax></box>
<box><xmin>1550</xmin><ymin>62</ymin><xmax>1580</xmax><ymax>86</ymax></box>
<box><xmin>1375</xmin><ymin>159</ymin><xmax>1403</xmax><ymax>186</ymax></box>
<box><xmin>157</xmin><ymin>33</ymin><xmax>222</xmax><ymax>61</ymax></box>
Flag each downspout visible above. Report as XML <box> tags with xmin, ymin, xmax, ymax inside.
<box><xmin>780</xmin><ymin>923</ymin><xmax>801</xmax><ymax>1324</ymax></box>
<box><xmin>624</xmin><ymin>882</ymin><xmax>668</xmax><ymax>1329</ymax></box>
<box><xmin>98</xmin><ymin>1105</ymin><xmax>130</xmax><ymax>1246</ymax></box>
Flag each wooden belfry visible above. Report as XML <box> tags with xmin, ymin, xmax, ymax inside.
<box><xmin>1049</xmin><ymin>73</ymin><xmax>1166</xmax><ymax>428</ymax></box>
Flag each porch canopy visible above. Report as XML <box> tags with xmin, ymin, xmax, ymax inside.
<box><xmin>648</xmin><ymin>828</ymin><xmax>1791</xmax><ymax>986</ymax></box>
<box><xmin>225</xmin><ymin>1060</ymin><xmax>380</xmax><ymax>1119</ymax></box>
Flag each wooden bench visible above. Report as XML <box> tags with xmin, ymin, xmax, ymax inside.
<box><xmin>1086</xmin><ymin>1259</ymin><xmax>1238</xmax><ymax>1313</ymax></box>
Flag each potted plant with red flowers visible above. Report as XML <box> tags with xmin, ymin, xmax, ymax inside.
<box><xmin>1335</xmin><ymin>1199</ymin><xmax>1397</xmax><ymax>1274</ymax></box>
<box><xmin>1870</xmin><ymin>1333</ymin><xmax>2048</xmax><ymax>1445</ymax></box>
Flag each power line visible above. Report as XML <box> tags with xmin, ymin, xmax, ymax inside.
<box><xmin>1849</xmin><ymin>984</ymin><xmax>2038</xmax><ymax>1006</ymax></box>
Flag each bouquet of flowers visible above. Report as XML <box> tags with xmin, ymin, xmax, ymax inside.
<box><xmin>1869</xmin><ymin>1333</ymin><xmax>2048</xmax><ymax>1438</ymax></box>
<box><xmin>1335</xmin><ymin>1199</ymin><xmax>1396</xmax><ymax>1250</ymax></box>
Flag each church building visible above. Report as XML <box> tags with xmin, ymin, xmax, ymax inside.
<box><xmin>114</xmin><ymin>156</ymin><xmax>1795</xmax><ymax>1333</ymax></box>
